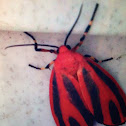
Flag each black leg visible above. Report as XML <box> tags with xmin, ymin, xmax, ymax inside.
<box><xmin>24</xmin><ymin>32</ymin><xmax>57</xmax><ymax>54</ymax></box>
<box><xmin>29</xmin><ymin>60</ymin><xmax>55</xmax><ymax>70</ymax></box>
<box><xmin>84</xmin><ymin>54</ymin><xmax>113</xmax><ymax>63</ymax></box>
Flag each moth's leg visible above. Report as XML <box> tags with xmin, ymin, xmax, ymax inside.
<box><xmin>24</xmin><ymin>32</ymin><xmax>57</xmax><ymax>54</ymax></box>
<box><xmin>84</xmin><ymin>54</ymin><xmax>113</xmax><ymax>63</ymax></box>
<box><xmin>29</xmin><ymin>60</ymin><xmax>55</xmax><ymax>70</ymax></box>
<box><xmin>72</xmin><ymin>4</ymin><xmax>99</xmax><ymax>51</ymax></box>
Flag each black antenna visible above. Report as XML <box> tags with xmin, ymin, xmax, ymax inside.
<box><xmin>5</xmin><ymin>44</ymin><xmax>59</xmax><ymax>49</ymax></box>
<box><xmin>5</xmin><ymin>32</ymin><xmax>59</xmax><ymax>49</ymax></box>
<box><xmin>64</xmin><ymin>4</ymin><xmax>83</xmax><ymax>45</ymax></box>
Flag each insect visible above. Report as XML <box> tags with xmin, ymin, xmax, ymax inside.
<box><xmin>6</xmin><ymin>3</ymin><xmax>126</xmax><ymax>126</ymax></box>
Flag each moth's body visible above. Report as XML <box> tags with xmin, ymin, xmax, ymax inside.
<box><xmin>50</xmin><ymin>46</ymin><xmax>126</xmax><ymax>126</ymax></box>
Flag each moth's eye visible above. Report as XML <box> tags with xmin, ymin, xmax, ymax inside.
<box><xmin>66</xmin><ymin>45</ymin><xmax>71</xmax><ymax>50</ymax></box>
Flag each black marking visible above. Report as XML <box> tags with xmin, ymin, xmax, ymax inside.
<box><xmin>53</xmin><ymin>72</ymin><xmax>65</xmax><ymax>126</ymax></box>
<box><xmin>66</xmin><ymin>45</ymin><xmax>71</xmax><ymax>50</ymax></box>
<box><xmin>50</xmin><ymin>49</ymin><xmax>55</xmax><ymax>53</ymax></box>
<box><xmin>62</xmin><ymin>75</ymin><xmax>94</xmax><ymax>126</ymax></box>
<box><xmin>34</xmin><ymin>43</ymin><xmax>41</xmax><ymax>51</ymax></box>
<box><xmin>109</xmin><ymin>100</ymin><xmax>121</xmax><ymax>124</ymax></box>
<box><xmin>75</xmin><ymin>43</ymin><xmax>80</xmax><ymax>48</ymax></box>
<box><xmin>29</xmin><ymin>64</ymin><xmax>41</xmax><ymax>70</ymax></box>
<box><xmin>85</xmin><ymin>25</ymin><xmax>91</xmax><ymax>33</ymax></box>
<box><xmin>82</xmin><ymin>68</ymin><xmax>104</xmax><ymax>123</ymax></box>
<box><xmin>24</xmin><ymin>32</ymin><xmax>36</xmax><ymax>41</ymax></box>
<box><xmin>91</xmin><ymin>3</ymin><xmax>99</xmax><ymax>21</ymax></box>
<box><xmin>69</xmin><ymin>117</ymin><xmax>80</xmax><ymax>126</ymax></box>
<box><xmin>45</xmin><ymin>64</ymin><xmax>50</xmax><ymax>69</ymax></box>
<box><xmin>84</xmin><ymin>55</ymin><xmax>99</xmax><ymax>63</ymax></box>
<box><xmin>80</xmin><ymin>36</ymin><xmax>85</xmax><ymax>41</ymax></box>
<box><xmin>101</xmin><ymin>57</ymin><xmax>113</xmax><ymax>63</ymax></box>
<box><xmin>88</xmin><ymin>61</ymin><xmax>126</xmax><ymax>117</ymax></box>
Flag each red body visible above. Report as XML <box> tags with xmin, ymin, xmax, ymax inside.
<box><xmin>49</xmin><ymin>46</ymin><xmax>126</xmax><ymax>126</ymax></box>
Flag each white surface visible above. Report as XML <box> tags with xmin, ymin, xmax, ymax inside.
<box><xmin>0</xmin><ymin>31</ymin><xmax>126</xmax><ymax>126</ymax></box>
<box><xmin>0</xmin><ymin>0</ymin><xmax>126</xmax><ymax>35</ymax></box>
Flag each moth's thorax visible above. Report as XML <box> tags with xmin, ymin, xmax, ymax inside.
<box><xmin>58</xmin><ymin>45</ymin><xmax>69</xmax><ymax>53</ymax></box>
<box><xmin>55</xmin><ymin>48</ymin><xmax>84</xmax><ymax>76</ymax></box>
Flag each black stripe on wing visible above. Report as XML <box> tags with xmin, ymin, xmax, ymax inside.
<box><xmin>87</xmin><ymin>60</ymin><xmax>126</xmax><ymax>124</ymax></box>
<box><xmin>62</xmin><ymin>75</ymin><xmax>94</xmax><ymax>126</ymax></box>
<box><xmin>69</xmin><ymin>117</ymin><xmax>80</xmax><ymax>126</ymax></box>
<box><xmin>82</xmin><ymin>68</ymin><xmax>104</xmax><ymax>123</ymax></box>
<box><xmin>109</xmin><ymin>100</ymin><xmax>121</xmax><ymax>124</ymax></box>
<box><xmin>53</xmin><ymin>72</ymin><xmax>65</xmax><ymax>126</ymax></box>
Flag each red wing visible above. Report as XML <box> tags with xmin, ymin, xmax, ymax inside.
<box><xmin>77</xmin><ymin>58</ymin><xmax>126</xmax><ymax>125</ymax></box>
<box><xmin>49</xmin><ymin>69</ymin><xmax>94</xmax><ymax>126</ymax></box>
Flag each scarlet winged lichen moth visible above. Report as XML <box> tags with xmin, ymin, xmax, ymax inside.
<box><xmin>5</xmin><ymin>3</ymin><xmax>126</xmax><ymax>126</ymax></box>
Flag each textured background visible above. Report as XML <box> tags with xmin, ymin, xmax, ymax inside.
<box><xmin>0</xmin><ymin>0</ymin><xmax>126</xmax><ymax>35</ymax></box>
<box><xmin>0</xmin><ymin>0</ymin><xmax>126</xmax><ymax>126</ymax></box>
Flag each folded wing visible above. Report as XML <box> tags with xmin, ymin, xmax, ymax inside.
<box><xmin>78</xmin><ymin>58</ymin><xmax>126</xmax><ymax>125</ymax></box>
<box><xmin>50</xmin><ymin>69</ymin><xmax>94</xmax><ymax>126</ymax></box>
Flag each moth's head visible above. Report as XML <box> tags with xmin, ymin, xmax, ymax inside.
<box><xmin>57</xmin><ymin>45</ymin><xmax>71</xmax><ymax>53</ymax></box>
